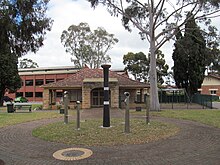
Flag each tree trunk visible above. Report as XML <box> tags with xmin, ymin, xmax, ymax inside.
<box><xmin>149</xmin><ymin>43</ymin><xmax>160</xmax><ymax>111</ymax></box>
<box><xmin>149</xmin><ymin>2</ymin><xmax>160</xmax><ymax>111</ymax></box>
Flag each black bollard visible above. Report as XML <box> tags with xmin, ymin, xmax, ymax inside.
<box><xmin>101</xmin><ymin>64</ymin><xmax>111</xmax><ymax>127</ymax></box>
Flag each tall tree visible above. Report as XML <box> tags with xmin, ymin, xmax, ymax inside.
<box><xmin>123</xmin><ymin>51</ymin><xmax>168</xmax><ymax>85</ymax></box>
<box><xmin>0</xmin><ymin>47</ymin><xmax>21</xmax><ymax>105</ymax></box>
<box><xmin>0</xmin><ymin>0</ymin><xmax>52</xmax><ymax>104</ymax></box>
<box><xmin>173</xmin><ymin>13</ymin><xmax>207</xmax><ymax>96</ymax></box>
<box><xmin>61</xmin><ymin>22</ymin><xmax>118</xmax><ymax>68</ymax></box>
<box><xmin>123</xmin><ymin>52</ymin><xmax>149</xmax><ymax>81</ymax></box>
<box><xmin>19</xmin><ymin>58</ymin><xmax>39</xmax><ymax>69</ymax></box>
<box><xmin>88</xmin><ymin>0</ymin><xmax>220</xmax><ymax>111</ymax></box>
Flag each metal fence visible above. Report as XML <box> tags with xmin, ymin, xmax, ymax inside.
<box><xmin>191</xmin><ymin>93</ymin><xmax>219</xmax><ymax>109</ymax></box>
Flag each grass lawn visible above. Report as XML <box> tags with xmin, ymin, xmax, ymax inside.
<box><xmin>132</xmin><ymin>109</ymin><xmax>220</xmax><ymax>128</ymax></box>
<box><xmin>33</xmin><ymin>119</ymin><xmax>179</xmax><ymax>146</ymax></box>
<box><xmin>0</xmin><ymin>106</ymin><xmax>63</xmax><ymax>128</ymax></box>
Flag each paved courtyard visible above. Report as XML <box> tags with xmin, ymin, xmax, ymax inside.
<box><xmin>0</xmin><ymin>109</ymin><xmax>219</xmax><ymax>165</ymax></box>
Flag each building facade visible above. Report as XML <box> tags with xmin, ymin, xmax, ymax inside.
<box><xmin>199</xmin><ymin>74</ymin><xmax>220</xmax><ymax>96</ymax></box>
<box><xmin>6</xmin><ymin>66</ymin><xmax>79</xmax><ymax>102</ymax></box>
<box><xmin>42</xmin><ymin>66</ymin><xmax>149</xmax><ymax>109</ymax></box>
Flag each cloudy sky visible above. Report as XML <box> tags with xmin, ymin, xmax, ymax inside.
<box><xmin>22</xmin><ymin>0</ymin><xmax>181</xmax><ymax>70</ymax></box>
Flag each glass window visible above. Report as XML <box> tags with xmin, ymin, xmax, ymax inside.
<box><xmin>25</xmin><ymin>92</ymin><xmax>33</xmax><ymax>97</ymax></box>
<box><xmin>35</xmin><ymin>92</ymin><xmax>43</xmax><ymax>98</ymax></box>
<box><xmin>16</xmin><ymin>92</ymin><xmax>23</xmax><ymax>97</ymax></box>
<box><xmin>56</xmin><ymin>79</ymin><xmax>63</xmax><ymax>82</ymax></box>
<box><xmin>210</xmin><ymin>90</ymin><xmax>217</xmax><ymax>95</ymax></box>
<box><xmin>56</xmin><ymin>92</ymin><xmax>63</xmax><ymax>98</ymax></box>
<box><xmin>46</xmin><ymin>79</ymin><xmax>54</xmax><ymax>84</ymax></box>
<box><xmin>25</xmin><ymin>80</ymin><xmax>33</xmax><ymax>86</ymax></box>
<box><xmin>35</xmin><ymin>79</ymin><xmax>44</xmax><ymax>86</ymax></box>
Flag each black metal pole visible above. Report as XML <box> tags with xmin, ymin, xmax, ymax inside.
<box><xmin>101</xmin><ymin>64</ymin><xmax>111</xmax><ymax>127</ymax></box>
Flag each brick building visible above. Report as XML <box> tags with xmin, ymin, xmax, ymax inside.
<box><xmin>42</xmin><ymin>66</ymin><xmax>149</xmax><ymax>109</ymax></box>
<box><xmin>6</xmin><ymin>66</ymin><xmax>79</xmax><ymax>102</ymax></box>
<box><xmin>199</xmin><ymin>74</ymin><xmax>220</xmax><ymax>96</ymax></box>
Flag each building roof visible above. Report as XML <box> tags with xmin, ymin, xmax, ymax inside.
<box><xmin>42</xmin><ymin>66</ymin><xmax>149</xmax><ymax>89</ymax></box>
<box><xmin>207</xmin><ymin>73</ymin><xmax>220</xmax><ymax>80</ymax></box>
<box><xmin>18</xmin><ymin>66</ymin><xmax>80</xmax><ymax>75</ymax></box>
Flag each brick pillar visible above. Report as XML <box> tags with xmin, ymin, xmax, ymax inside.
<box><xmin>82</xmin><ymin>86</ymin><xmax>91</xmax><ymax>109</ymax></box>
<box><xmin>111</xmin><ymin>85</ymin><xmax>119</xmax><ymax>108</ymax></box>
<box><xmin>43</xmin><ymin>89</ymin><xmax>50</xmax><ymax>109</ymax></box>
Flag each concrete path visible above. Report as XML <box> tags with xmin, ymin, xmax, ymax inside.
<box><xmin>0</xmin><ymin>109</ymin><xmax>220</xmax><ymax>165</ymax></box>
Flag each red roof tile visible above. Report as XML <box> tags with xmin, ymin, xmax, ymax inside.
<box><xmin>42</xmin><ymin>67</ymin><xmax>149</xmax><ymax>89</ymax></box>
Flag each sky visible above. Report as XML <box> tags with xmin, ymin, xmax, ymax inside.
<box><xmin>21</xmin><ymin>0</ymin><xmax>189</xmax><ymax>70</ymax></box>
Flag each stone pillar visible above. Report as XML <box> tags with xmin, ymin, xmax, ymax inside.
<box><xmin>82</xmin><ymin>86</ymin><xmax>91</xmax><ymax>109</ymax></box>
<box><xmin>43</xmin><ymin>89</ymin><xmax>50</xmax><ymax>109</ymax></box>
<box><xmin>111</xmin><ymin>85</ymin><xmax>119</xmax><ymax>108</ymax></box>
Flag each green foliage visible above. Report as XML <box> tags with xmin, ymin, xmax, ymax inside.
<box><xmin>61</xmin><ymin>22</ymin><xmax>118</xmax><ymax>68</ymax></box>
<box><xmin>123</xmin><ymin>51</ymin><xmax>169</xmax><ymax>84</ymax></box>
<box><xmin>0</xmin><ymin>0</ymin><xmax>53</xmax><ymax>57</ymax></box>
<box><xmin>0</xmin><ymin>50</ymin><xmax>21</xmax><ymax>105</ymax></box>
<box><xmin>19</xmin><ymin>58</ymin><xmax>39</xmax><ymax>69</ymax></box>
<box><xmin>123</xmin><ymin>52</ymin><xmax>149</xmax><ymax>81</ymax></box>
<box><xmin>0</xmin><ymin>0</ymin><xmax>52</xmax><ymax>105</ymax></box>
<box><xmin>33</xmin><ymin>119</ymin><xmax>178</xmax><ymax>146</ymax></box>
<box><xmin>172</xmin><ymin>13</ymin><xmax>207</xmax><ymax>96</ymax></box>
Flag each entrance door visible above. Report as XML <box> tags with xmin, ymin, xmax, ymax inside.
<box><xmin>91</xmin><ymin>88</ymin><xmax>110</xmax><ymax>107</ymax></box>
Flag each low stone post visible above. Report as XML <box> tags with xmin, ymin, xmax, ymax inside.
<box><xmin>124</xmin><ymin>92</ymin><xmax>130</xmax><ymax>133</ymax></box>
<box><xmin>64</xmin><ymin>91</ymin><xmax>68</xmax><ymax>124</ymax></box>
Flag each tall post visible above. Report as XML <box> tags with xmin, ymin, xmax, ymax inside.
<box><xmin>101</xmin><ymin>64</ymin><xmax>111</xmax><ymax>127</ymax></box>
<box><xmin>145</xmin><ymin>94</ymin><xmax>150</xmax><ymax>125</ymax></box>
<box><xmin>76</xmin><ymin>101</ymin><xmax>80</xmax><ymax>130</ymax></box>
<box><xmin>124</xmin><ymin>92</ymin><xmax>130</xmax><ymax>133</ymax></box>
<box><xmin>64</xmin><ymin>91</ymin><xmax>68</xmax><ymax>124</ymax></box>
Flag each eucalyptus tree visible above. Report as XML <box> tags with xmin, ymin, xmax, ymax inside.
<box><xmin>88</xmin><ymin>0</ymin><xmax>220</xmax><ymax>111</ymax></box>
<box><xmin>0</xmin><ymin>0</ymin><xmax>52</xmax><ymax>104</ymax></box>
<box><xmin>123</xmin><ymin>52</ymin><xmax>149</xmax><ymax>81</ymax></box>
<box><xmin>61</xmin><ymin>22</ymin><xmax>118</xmax><ymax>68</ymax></box>
<box><xmin>123</xmin><ymin>51</ymin><xmax>168</xmax><ymax>84</ymax></box>
<box><xmin>19</xmin><ymin>58</ymin><xmax>39</xmax><ymax>69</ymax></box>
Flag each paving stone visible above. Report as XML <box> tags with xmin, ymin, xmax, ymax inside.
<box><xmin>0</xmin><ymin>109</ymin><xmax>219</xmax><ymax>165</ymax></box>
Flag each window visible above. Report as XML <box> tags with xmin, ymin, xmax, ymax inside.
<box><xmin>210</xmin><ymin>90</ymin><xmax>217</xmax><ymax>95</ymax></box>
<box><xmin>56</xmin><ymin>92</ymin><xmax>63</xmax><ymax>98</ymax></box>
<box><xmin>56</xmin><ymin>79</ymin><xmax>63</xmax><ymax>82</ymax></box>
<box><xmin>35</xmin><ymin>92</ymin><xmax>43</xmax><ymax>98</ymax></box>
<box><xmin>25</xmin><ymin>92</ymin><xmax>33</xmax><ymax>97</ymax></box>
<box><xmin>46</xmin><ymin>79</ymin><xmax>54</xmax><ymax>84</ymax></box>
<box><xmin>35</xmin><ymin>79</ymin><xmax>44</xmax><ymax>86</ymax></box>
<box><xmin>25</xmin><ymin>80</ymin><xmax>33</xmax><ymax>86</ymax></box>
<box><xmin>16</xmin><ymin>92</ymin><xmax>23</xmax><ymax>97</ymax></box>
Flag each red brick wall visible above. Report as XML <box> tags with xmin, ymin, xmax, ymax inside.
<box><xmin>6</xmin><ymin>73</ymin><xmax>74</xmax><ymax>102</ymax></box>
<box><xmin>200</xmin><ymin>85</ymin><xmax>220</xmax><ymax>96</ymax></box>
